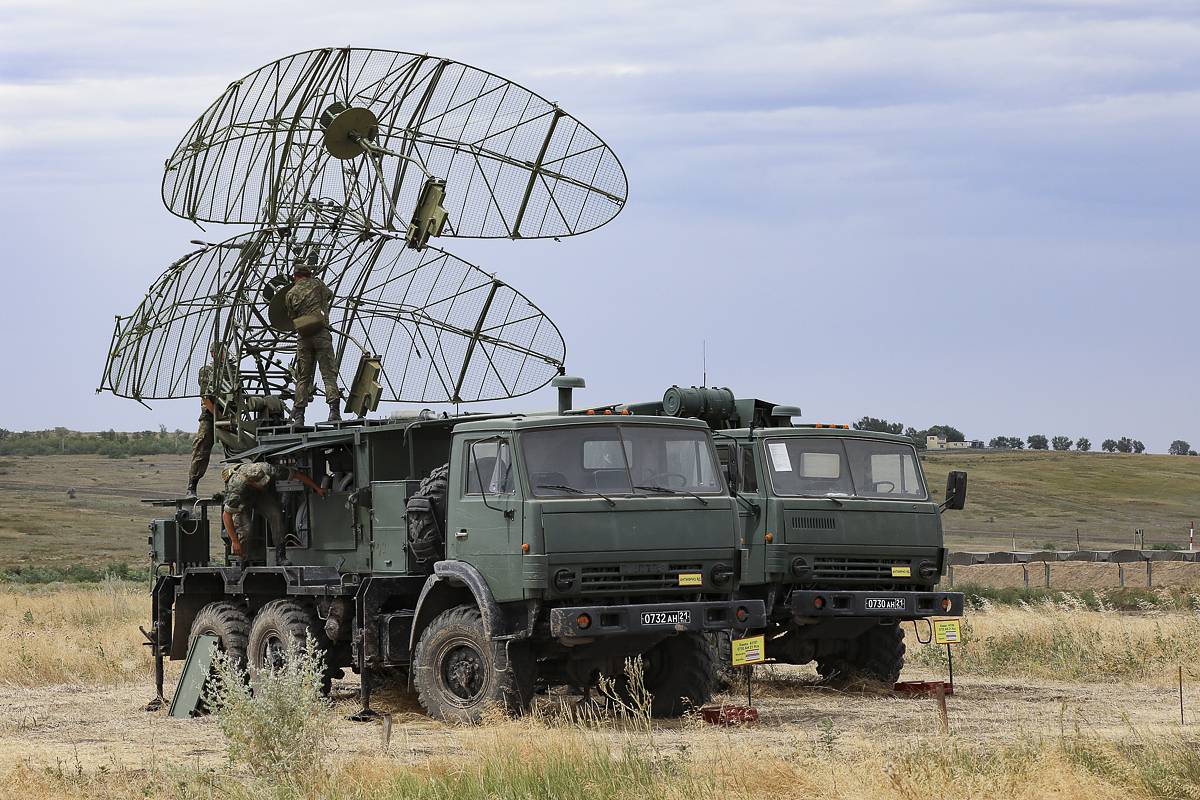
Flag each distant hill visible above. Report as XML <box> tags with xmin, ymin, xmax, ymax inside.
<box><xmin>0</xmin><ymin>429</ymin><xmax>191</xmax><ymax>458</ymax></box>
<box><xmin>921</xmin><ymin>450</ymin><xmax>1200</xmax><ymax>552</ymax></box>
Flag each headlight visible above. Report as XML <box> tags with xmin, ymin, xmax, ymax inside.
<box><xmin>919</xmin><ymin>561</ymin><xmax>938</xmax><ymax>580</ymax></box>
<box><xmin>710</xmin><ymin>563</ymin><xmax>734</xmax><ymax>586</ymax></box>
<box><xmin>553</xmin><ymin>569</ymin><xmax>576</xmax><ymax>592</ymax></box>
<box><xmin>790</xmin><ymin>556</ymin><xmax>810</xmax><ymax>578</ymax></box>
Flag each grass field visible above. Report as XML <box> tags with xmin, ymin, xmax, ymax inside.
<box><xmin>2</xmin><ymin>583</ymin><xmax>1199</xmax><ymax>799</ymax></box>
<box><xmin>0</xmin><ymin>454</ymin><xmax>223</xmax><ymax>570</ymax></box>
<box><xmin>922</xmin><ymin>450</ymin><xmax>1200</xmax><ymax>551</ymax></box>
<box><xmin>0</xmin><ymin>450</ymin><xmax>1197</xmax><ymax>571</ymax></box>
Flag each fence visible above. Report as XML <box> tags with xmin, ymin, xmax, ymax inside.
<box><xmin>946</xmin><ymin>550</ymin><xmax>1200</xmax><ymax>590</ymax></box>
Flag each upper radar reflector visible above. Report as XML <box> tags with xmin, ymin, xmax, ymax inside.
<box><xmin>162</xmin><ymin>48</ymin><xmax>629</xmax><ymax>238</ymax></box>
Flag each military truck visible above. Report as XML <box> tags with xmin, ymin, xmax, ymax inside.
<box><xmin>575</xmin><ymin>386</ymin><xmax>965</xmax><ymax>684</ymax></box>
<box><xmin>146</xmin><ymin>391</ymin><xmax>766</xmax><ymax>722</ymax></box>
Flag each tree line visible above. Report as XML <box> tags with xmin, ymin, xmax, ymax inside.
<box><xmin>854</xmin><ymin>418</ymin><xmax>1195</xmax><ymax>455</ymax></box>
<box><xmin>0</xmin><ymin>428</ymin><xmax>193</xmax><ymax>458</ymax></box>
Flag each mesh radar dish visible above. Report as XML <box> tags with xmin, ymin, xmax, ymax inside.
<box><xmin>99</xmin><ymin>227</ymin><xmax>566</xmax><ymax>408</ymax></box>
<box><xmin>162</xmin><ymin>48</ymin><xmax>628</xmax><ymax>241</ymax></box>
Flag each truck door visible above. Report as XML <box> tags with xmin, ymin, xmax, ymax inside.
<box><xmin>448</xmin><ymin>436</ymin><xmax>524</xmax><ymax>601</ymax></box>
<box><xmin>717</xmin><ymin>443</ymin><xmax>766</xmax><ymax>583</ymax></box>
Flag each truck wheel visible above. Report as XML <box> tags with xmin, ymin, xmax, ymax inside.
<box><xmin>413</xmin><ymin>604</ymin><xmax>532</xmax><ymax>723</ymax></box>
<box><xmin>628</xmin><ymin>633</ymin><xmax>717</xmax><ymax>717</ymax></box>
<box><xmin>189</xmin><ymin>601</ymin><xmax>250</xmax><ymax>668</ymax></box>
<box><xmin>817</xmin><ymin>623</ymin><xmax>905</xmax><ymax>685</ymax></box>
<box><xmin>246</xmin><ymin>599</ymin><xmax>334</xmax><ymax>694</ymax></box>
<box><xmin>707</xmin><ymin>631</ymin><xmax>739</xmax><ymax>692</ymax></box>
<box><xmin>408</xmin><ymin>463</ymin><xmax>449</xmax><ymax>563</ymax></box>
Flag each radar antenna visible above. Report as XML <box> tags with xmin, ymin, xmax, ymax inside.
<box><xmin>162</xmin><ymin>48</ymin><xmax>628</xmax><ymax>241</ymax></box>
<box><xmin>100</xmin><ymin>226</ymin><xmax>565</xmax><ymax>408</ymax></box>
<box><xmin>102</xmin><ymin>48</ymin><xmax>625</xmax><ymax>449</ymax></box>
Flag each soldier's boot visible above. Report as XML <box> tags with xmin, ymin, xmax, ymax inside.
<box><xmin>184</xmin><ymin>480</ymin><xmax>198</xmax><ymax>499</ymax></box>
<box><xmin>327</xmin><ymin>399</ymin><xmax>342</xmax><ymax>422</ymax></box>
<box><xmin>289</xmin><ymin>405</ymin><xmax>306</xmax><ymax>425</ymax></box>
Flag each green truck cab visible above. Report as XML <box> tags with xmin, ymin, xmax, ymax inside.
<box><xmin>146</xmin><ymin>408</ymin><xmax>765</xmax><ymax>722</ymax></box>
<box><xmin>576</xmin><ymin>386</ymin><xmax>965</xmax><ymax>684</ymax></box>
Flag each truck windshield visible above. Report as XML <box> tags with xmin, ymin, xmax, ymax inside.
<box><xmin>521</xmin><ymin>424</ymin><xmax>723</xmax><ymax>497</ymax></box>
<box><xmin>764</xmin><ymin>438</ymin><xmax>927</xmax><ymax>500</ymax></box>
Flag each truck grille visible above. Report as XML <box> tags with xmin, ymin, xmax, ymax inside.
<box><xmin>788</xmin><ymin>514</ymin><xmax>837</xmax><ymax>531</ymax></box>
<box><xmin>579</xmin><ymin>563</ymin><xmax>704</xmax><ymax>593</ymax></box>
<box><xmin>812</xmin><ymin>556</ymin><xmax>910</xmax><ymax>581</ymax></box>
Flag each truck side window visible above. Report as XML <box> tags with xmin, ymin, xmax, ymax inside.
<box><xmin>740</xmin><ymin>447</ymin><xmax>758</xmax><ymax>493</ymax></box>
<box><xmin>465</xmin><ymin>439</ymin><xmax>514</xmax><ymax>494</ymax></box>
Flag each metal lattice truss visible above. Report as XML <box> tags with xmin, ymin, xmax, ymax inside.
<box><xmin>101</xmin><ymin>225</ymin><xmax>566</xmax><ymax>405</ymax></box>
<box><xmin>163</xmin><ymin>48</ymin><xmax>628</xmax><ymax>238</ymax></box>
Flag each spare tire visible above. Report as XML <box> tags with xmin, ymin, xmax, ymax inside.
<box><xmin>407</xmin><ymin>463</ymin><xmax>449</xmax><ymax>564</ymax></box>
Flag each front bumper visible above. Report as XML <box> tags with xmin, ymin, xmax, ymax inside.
<box><xmin>549</xmin><ymin>599</ymin><xmax>766</xmax><ymax>639</ymax></box>
<box><xmin>787</xmin><ymin>589</ymin><xmax>964</xmax><ymax>619</ymax></box>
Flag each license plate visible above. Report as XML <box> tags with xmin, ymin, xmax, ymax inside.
<box><xmin>865</xmin><ymin>597</ymin><xmax>905</xmax><ymax>611</ymax></box>
<box><xmin>640</xmin><ymin>610</ymin><xmax>692</xmax><ymax>626</ymax></box>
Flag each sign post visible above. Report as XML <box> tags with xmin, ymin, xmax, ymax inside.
<box><xmin>1190</xmin><ymin>521</ymin><xmax>1195</xmax><ymax>552</ymax></box>
<box><xmin>933</xmin><ymin>620</ymin><xmax>962</xmax><ymax>693</ymax></box>
<box><xmin>731</xmin><ymin>634</ymin><xmax>766</xmax><ymax>707</ymax></box>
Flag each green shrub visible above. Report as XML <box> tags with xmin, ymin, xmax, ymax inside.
<box><xmin>0</xmin><ymin>562</ymin><xmax>144</xmax><ymax>584</ymax></box>
<box><xmin>205</xmin><ymin>633</ymin><xmax>332</xmax><ymax>795</ymax></box>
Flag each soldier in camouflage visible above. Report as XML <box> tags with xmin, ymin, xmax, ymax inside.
<box><xmin>186</xmin><ymin>343</ymin><xmax>234</xmax><ymax>498</ymax></box>
<box><xmin>221</xmin><ymin>461</ymin><xmax>325</xmax><ymax>564</ymax></box>
<box><xmin>285</xmin><ymin>263</ymin><xmax>341</xmax><ymax>424</ymax></box>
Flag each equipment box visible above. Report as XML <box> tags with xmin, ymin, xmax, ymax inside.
<box><xmin>149</xmin><ymin>516</ymin><xmax>210</xmax><ymax>571</ymax></box>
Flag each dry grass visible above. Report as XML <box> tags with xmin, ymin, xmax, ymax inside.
<box><xmin>1</xmin><ymin>721</ymin><xmax>1197</xmax><ymax>800</ymax></box>
<box><xmin>910</xmin><ymin>597</ymin><xmax>1200</xmax><ymax>683</ymax></box>
<box><xmin>0</xmin><ymin>581</ymin><xmax>151</xmax><ymax>687</ymax></box>
<box><xmin>4</xmin><ymin>586</ymin><xmax>1200</xmax><ymax>797</ymax></box>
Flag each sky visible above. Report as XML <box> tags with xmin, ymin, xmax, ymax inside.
<box><xmin>1</xmin><ymin>0</ymin><xmax>1198</xmax><ymax>451</ymax></box>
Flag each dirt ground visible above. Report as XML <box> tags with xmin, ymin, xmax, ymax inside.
<box><xmin>1</xmin><ymin>666</ymin><xmax>1193</xmax><ymax>773</ymax></box>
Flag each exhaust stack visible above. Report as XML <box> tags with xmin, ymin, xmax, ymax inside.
<box><xmin>551</xmin><ymin>375</ymin><xmax>585</xmax><ymax>414</ymax></box>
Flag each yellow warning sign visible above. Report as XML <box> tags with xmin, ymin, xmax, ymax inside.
<box><xmin>730</xmin><ymin>635</ymin><xmax>766</xmax><ymax>666</ymax></box>
<box><xmin>678</xmin><ymin>572</ymin><xmax>703</xmax><ymax>587</ymax></box>
<box><xmin>933</xmin><ymin>620</ymin><xmax>962</xmax><ymax>645</ymax></box>
<box><xmin>891</xmin><ymin>565</ymin><xmax>912</xmax><ymax>578</ymax></box>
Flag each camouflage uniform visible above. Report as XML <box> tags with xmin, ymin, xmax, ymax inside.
<box><xmin>187</xmin><ymin>357</ymin><xmax>232</xmax><ymax>491</ymax></box>
<box><xmin>222</xmin><ymin>462</ymin><xmax>291</xmax><ymax>563</ymax></box>
<box><xmin>285</xmin><ymin>276</ymin><xmax>340</xmax><ymax>409</ymax></box>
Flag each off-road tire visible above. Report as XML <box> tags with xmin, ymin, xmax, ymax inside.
<box><xmin>189</xmin><ymin>601</ymin><xmax>250</xmax><ymax>668</ymax></box>
<box><xmin>816</xmin><ymin>623</ymin><xmax>905</xmax><ymax>685</ymax></box>
<box><xmin>408</xmin><ymin>463</ymin><xmax>449</xmax><ymax>563</ymax></box>
<box><xmin>708</xmin><ymin>631</ymin><xmax>739</xmax><ymax>692</ymax></box>
<box><xmin>628</xmin><ymin>633</ymin><xmax>717</xmax><ymax>717</ymax></box>
<box><xmin>412</xmin><ymin>604</ymin><xmax>533</xmax><ymax>723</ymax></box>
<box><xmin>246</xmin><ymin>599</ymin><xmax>334</xmax><ymax>694</ymax></box>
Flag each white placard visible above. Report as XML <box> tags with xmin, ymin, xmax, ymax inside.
<box><xmin>768</xmin><ymin>442</ymin><xmax>792</xmax><ymax>472</ymax></box>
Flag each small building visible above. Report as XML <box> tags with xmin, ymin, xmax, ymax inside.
<box><xmin>926</xmin><ymin>436</ymin><xmax>983</xmax><ymax>450</ymax></box>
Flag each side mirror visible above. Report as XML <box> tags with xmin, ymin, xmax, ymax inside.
<box><xmin>724</xmin><ymin>450</ymin><xmax>740</xmax><ymax>494</ymax></box>
<box><xmin>943</xmin><ymin>470</ymin><xmax>967</xmax><ymax>510</ymax></box>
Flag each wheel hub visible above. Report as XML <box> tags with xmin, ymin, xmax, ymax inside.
<box><xmin>442</xmin><ymin>643</ymin><xmax>485</xmax><ymax>702</ymax></box>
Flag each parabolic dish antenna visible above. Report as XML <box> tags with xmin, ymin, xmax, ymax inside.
<box><xmin>99</xmin><ymin>226</ymin><xmax>566</xmax><ymax>405</ymax></box>
<box><xmin>162</xmin><ymin>48</ymin><xmax>628</xmax><ymax>240</ymax></box>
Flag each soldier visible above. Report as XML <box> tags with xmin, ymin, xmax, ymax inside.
<box><xmin>221</xmin><ymin>462</ymin><xmax>325</xmax><ymax>564</ymax></box>
<box><xmin>186</xmin><ymin>342</ymin><xmax>233</xmax><ymax>498</ymax></box>
<box><xmin>285</xmin><ymin>263</ymin><xmax>341</xmax><ymax>424</ymax></box>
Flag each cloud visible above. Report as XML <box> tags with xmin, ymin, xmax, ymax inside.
<box><xmin>0</xmin><ymin>0</ymin><xmax>1198</xmax><ymax>449</ymax></box>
